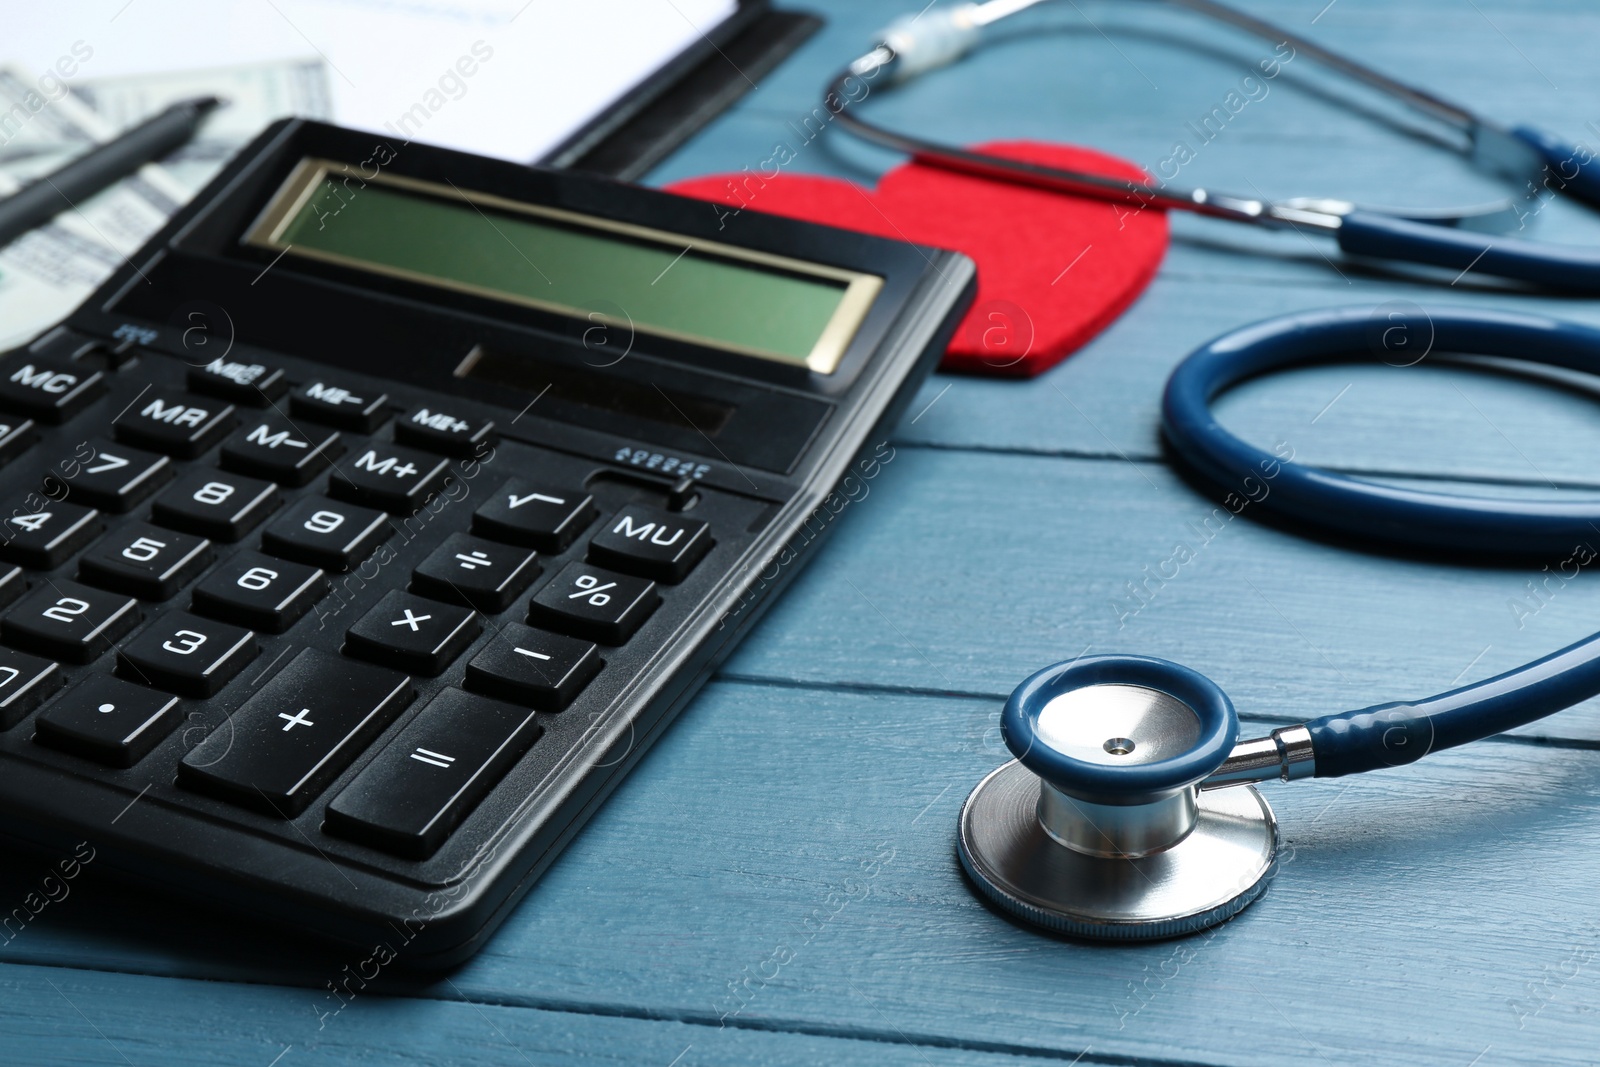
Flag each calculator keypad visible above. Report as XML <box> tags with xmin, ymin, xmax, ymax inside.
<box><xmin>0</xmin><ymin>341</ymin><xmax>732</xmax><ymax>869</ymax></box>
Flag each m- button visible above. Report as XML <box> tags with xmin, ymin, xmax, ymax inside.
<box><xmin>588</xmin><ymin>504</ymin><xmax>711</xmax><ymax>582</ymax></box>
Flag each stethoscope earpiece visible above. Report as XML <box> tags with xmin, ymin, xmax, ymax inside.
<box><xmin>958</xmin><ymin>656</ymin><xmax>1280</xmax><ymax>940</ymax></box>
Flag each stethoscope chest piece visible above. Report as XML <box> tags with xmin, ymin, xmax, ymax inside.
<box><xmin>958</xmin><ymin>658</ymin><xmax>1278</xmax><ymax>940</ymax></box>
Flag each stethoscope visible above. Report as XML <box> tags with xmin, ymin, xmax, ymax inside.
<box><xmin>830</xmin><ymin>0</ymin><xmax>1600</xmax><ymax>290</ymax></box>
<box><xmin>957</xmin><ymin>305</ymin><xmax>1600</xmax><ymax>940</ymax></box>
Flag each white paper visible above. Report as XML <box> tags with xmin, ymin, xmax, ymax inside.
<box><xmin>4</xmin><ymin>0</ymin><xmax>739</xmax><ymax>161</ymax></box>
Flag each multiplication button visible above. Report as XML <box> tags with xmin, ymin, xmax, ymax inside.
<box><xmin>527</xmin><ymin>562</ymin><xmax>658</xmax><ymax>644</ymax></box>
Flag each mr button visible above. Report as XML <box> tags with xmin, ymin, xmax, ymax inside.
<box><xmin>588</xmin><ymin>505</ymin><xmax>710</xmax><ymax>582</ymax></box>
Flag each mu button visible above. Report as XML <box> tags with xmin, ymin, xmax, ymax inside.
<box><xmin>588</xmin><ymin>505</ymin><xmax>711</xmax><ymax>582</ymax></box>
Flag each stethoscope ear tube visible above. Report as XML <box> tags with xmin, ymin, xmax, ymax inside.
<box><xmin>1338</xmin><ymin>211</ymin><xmax>1600</xmax><ymax>291</ymax></box>
<box><xmin>1163</xmin><ymin>306</ymin><xmax>1600</xmax><ymax>777</ymax></box>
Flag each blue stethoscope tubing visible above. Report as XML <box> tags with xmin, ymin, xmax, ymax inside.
<box><xmin>1162</xmin><ymin>305</ymin><xmax>1600</xmax><ymax>777</ymax></box>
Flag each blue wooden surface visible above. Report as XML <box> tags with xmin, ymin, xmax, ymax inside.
<box><xmin>13</xmin><ymin>1</ymin><xmax>1600</xmax><ymax>1063</ymax></box>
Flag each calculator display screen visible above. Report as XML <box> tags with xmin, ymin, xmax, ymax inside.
<box><xmin>245</xmin><ymin>160</ymin><xmax>884</xmax><ymax>374</ymax></box>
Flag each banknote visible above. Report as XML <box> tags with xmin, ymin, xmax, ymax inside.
<box><xmin>0</xmin><ymin>57</ymin><xmax>331</xmax><ymax>350</ymax></box>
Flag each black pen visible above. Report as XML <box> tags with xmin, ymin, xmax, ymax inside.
<box><xmin>0</xmin><ymin>95</ymin><xmax>222</xmax><ymax>249</ymax></box>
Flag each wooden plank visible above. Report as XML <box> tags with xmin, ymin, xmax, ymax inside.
<box><xmin>0</xmin><ymin>959</ymin><xmax>1064</xmax><ymax>1066</ymax></box>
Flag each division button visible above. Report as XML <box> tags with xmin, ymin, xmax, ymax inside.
<box><xmin>34</xmin><ymin>675</ymin><xmax>181</xmax><ymax>767</ymax></box>
<box><xmin>151</xmin><ymin>469</ymin><xmax>279</xmax><ymax>541</ymax></box>
<box><xmin>471</xmin><ymin>478</ymin><xmax>595</xmax><ymax>551</ymax></box>
<box><xmin>394</xmin><ymin>405</ymin><xmax>495</xmax><ymax>457</ymax></box>
<box><xmin>410</xmin><ymin>532</ymin><xmax>540</xmax><ymax>613</ymax></box>
<box><xmin>290</xmin><ymin>379</ymin><xmax>389</xmax><ymax>431</ymax></box>
<box><xmin>178</xmin><ymin>648</ymin><xmax>414</xmax><ymax>817</ymax></box>
<box><xmin>260</xmin><ymin>497</ymin><xmax>391</xmax><ymax>571</ymax></box>
<box><xmin>527</xmin><ymin>562</ymin><xmax>658</xmax><ymax>645</ymax></box>
<box><xmin>464</xmin><ymin>623</ymin><xmax>599</xmax><ymax>710</ymax></box>
<box><xmin>328</xmin><ymin>443</ymin><xmax>451</xmax><ymax>513</ymax></box>
<box><xmin>588</xmin><ymin>504</ymin><xmax>711</xmax><ymax>582</ymax></box>
<box><xmin>113</xmin><ymin>391</ymin><xmax>236</xmax><ymax>458</ymax></box>
<box><xmin>344</xmin><ymin>590</ymin><xmax>481</xmax><ymax>676</ymax></box>
<box><xmin>186</xmin><ymin>356</ymin><xmax>288</xmax><ymax>405</ymax></box>
<box><xmin>220</xmin><ymin>417</ymin><xmax>343</xmax><ymax>486</ymax></box>
<box><xmin>78</xmin><ymin>522</ymin><xmax>212</xmax><ymax>600</ymax></box>
<box><xmin>0</xmin><ymin>497</ymin><xmax>99</xmax><ymax>568</ymax></box>
<box><xmin>2</xmin><ymin>580</ymin><xmax>140</xmax><ymax>663</ymax></box>
<box><xmin>325</xmin><ymin>687</ymin><xmax>542</xmax><ymax>859</ymax></box>
<box><xmin>44</xmin><ymin>438</ymin><xmax>171</xmax><ymax>512</ymax></box>
<box><xmin>0</xmin><ymin>356</ymin><xmax>104</xmax><ymax>422</ymax></box>
<box><xmin>0</xmin><ymin>648</ymin><xmax>62</xmax><ymax>729</ymax></box>
<box><xmin>190</xmin><ymin>550</ymin><xmax>328</xmax><ymax>633</ymax></box>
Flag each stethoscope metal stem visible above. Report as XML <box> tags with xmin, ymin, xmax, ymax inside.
<box><xmin>1202</xmin><ymin>725</ymin><xmax>1316</xmax><ymax>790</ymax></box>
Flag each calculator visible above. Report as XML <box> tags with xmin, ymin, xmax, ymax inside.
<box><xmin>0</xmin><ymin>120</ymin><xmax>974</xmax><ymax>964</ymax></box>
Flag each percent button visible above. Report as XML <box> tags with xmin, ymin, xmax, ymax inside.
<box><xmin>528</xmin><ymin>561</ymin><xmax>659</xmax><ymax>644</ymax></box>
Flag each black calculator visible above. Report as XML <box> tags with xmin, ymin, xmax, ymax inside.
<box><xmin>0</xmin><ymin>120</ymin><xmax>973</xmax><ymax>964</ymax></box>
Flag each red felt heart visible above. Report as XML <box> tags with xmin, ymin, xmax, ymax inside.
<box><xmin>666</xmin><ymin>141</ymin><xmax>1168</xmax><ymax>377</ymax></box>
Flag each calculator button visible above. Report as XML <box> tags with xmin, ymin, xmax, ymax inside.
<box><xmin>186</xmin><ymin>356</ymin><xmax>287</xmax><ymax>405</ymax></box>
<box><xmin>220</xmin><ymin>417</ymin><xmax>343</xmax><ymax>486</ymax></box>
<box><xmin>152</xmin><ymin>469</ymin><xmax>280</xmax><ymax>541</ymax></box>
<box><xmin>261</xmin><ymin>497</ymin><xmax>391</xmax><ymax>571</ymax></box>
<box><xmin>0</xmin><ymin>419</ymin><xmax>37</xmax><ymax>466</ymax></box>
<box><xmin>34</xmin><ymin>676</ymin><xmax>180</xmax><ymax>767</ymax></box>
<box><xmin>464</xmin><ymin>624</ymin><xmax>599</xmax><ymax>710</ymax></box>
<box><xmin>588</xmin><ymin>505</ymin><xmax>712</xmax><ymax>583</ymax></box>
<box><xmin>113</xmin><ymin>392</ymin><xmax>236</xmax><ymax>458</ymax></box>
<box><xmin>325</xmin><ymin>688</ymin><xmax>541</xmax><ymax>859</ymax></box>
<box><xmin>410</xmin><ymin>533</ymin><xmax>540</xmax><ymax>613</ymax></box>
<box><xmin>117</xmin><ymin>612</ymin><xmax>257</xmax><ymax>697</ymax></box>
<box><xmin>527</xmin><ymin>562</ymin><xmax>658</xmax><ymax>644</ymax></box>
<box><xmin>191</xmin><ymin>550</ymin><xmax>328</xmax><ymax>633</ymax></box>
<box><xmin>394</xmin><ymin>405</ymin><xmax>495</xmax><ymax>457</ymax></box>
<box><xmin>0</xmin><ymin>566</ymin><xmax>26</xmax><ymax>612</ymax></box>
<box><xmin>178</xmin><ymin>648</ymin><xmax>414</xmax><ymax>817</ymax></box>
<box><xmin>328</xmin><ymin>444</ymin><xmax>451</xmax><ymax>514</ymax></box>
<box><xmin>344</xmin><ymin>591</ymin><xmax>481</xmax><ymax>676</ymax></box>
<box><xmin>472</xmin><ymin>478</ymin><xmax>595</xmax><ymax>551</ymax></box>
<box><xmin>0</xmin><ymin>498</ymin><xmax>99</xmax><ymax>568</ymax></box>
<box><xmin>78</xmin><ymin>522</ymin><xmax>212</xmax><ymax>600</ymax></box>
<box><xmin>2</xmin><ymin>580</ymin><xmax>140</xmax><ymax>663</ymax></box>
<box><xmin>290</xmin><ymin>380</ymin><xmax>389</xmax><ymax>431</ymax></box>
<box><xmin>0</xmin><ymin>357</ymin><xmax>104</xmax><ymax>422</ymax></box>
<box><xmin>45</xmin><ymin>439</ymin><xmax>171</xmax><ymax>512</ymax></box>
<box><xmin>0</xmin><ymin>648</ymin><xmax>62</xmax><ymax>729</ymax></box>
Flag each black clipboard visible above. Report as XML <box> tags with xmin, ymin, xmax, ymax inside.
<box><xmin>540</xmin><ymin>0</ymin><xmax>822</xmax><ymax>180</ymax></box>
